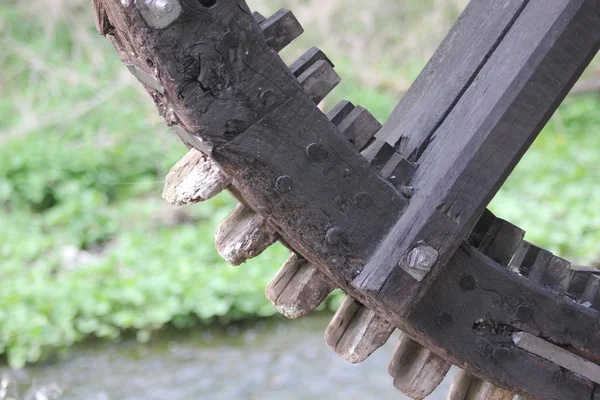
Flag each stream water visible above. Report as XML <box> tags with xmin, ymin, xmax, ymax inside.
<box><xmin>1</xmin><ymin>315</ymin><xmax>455</xmax><ymax>399</ymax></box>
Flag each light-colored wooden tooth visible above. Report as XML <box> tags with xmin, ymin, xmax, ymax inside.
<box><xmin>214</xmin><ymin>204</ymin><xmax>278</xmax><ymax>266</ymax></box>
<box><xmin>325</xmin><ymin>296</ymin><xmax>394</xmax><ymax>364</ymax></box>
<box><xmin>265</xmin><ymin>253</ymin><xmax>335</xmax><ymax>319</ymax></box>
<box><xmin>388</xmin><ymin>334</ymin><xmax>451</xmax><ymax>398</ymax></box>
<box><xmin>448</xmin><ymin>369</ymin><xmax>514</xmax><ymax>400</ymax></box>
<box><xmin>260</xmin><ymin>9</ymin><xmax>303</xmax><ymax>52</ymax></box>
<box><xmin>163</xmin><ymin>148</ymin><xmax>230</xmax><ymax>206</ymax></box>
<box><xmin>297</xmin><ymin>60</ymin><xmax>341</xmax><ymax>105</ymax></box>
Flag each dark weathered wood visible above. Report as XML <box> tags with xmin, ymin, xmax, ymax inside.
<box><xmin>336</xmin><ymin>106</ymin><xmax>382</xmax><ymax>151</ymax></box>
<box><xmin>355</xmin><ymin>0</ymin><xmax>600</xmax><ymax>317</ymax></box>
<box><xmin>377</xmin><ymin>0</ymin><xmax>529</xmax><ymax>160</ymax></box>
<box><xmin>388</xmin><ymin>334</ymin><xmax>451</xmax><ymax>398</ymax></box>
<box><xmin>252</xmin><ymin>11</ymin><xmax>266</xmax><ymax>24</ymax></box>
<box><xmin>297</xmin><ymin>60</ymin><xmax>341</xmax><ymax>104</ymax></box>
<box><xmin>449</xmin><ymin>373</ymin><xmax>515</xmax><ymax>400</ymax></box>
<box><xmin>380</xmin><ymin>153</ymin><xmax>416</xmax><ymax>189</ymax></box>
<box><xmin>259</xmin><ymin>9</ymin><xmax>304</xmax><ymax>52</ymax></box>
<box><xmin>326</xmin><ymin>100</ymin><xmax>355</xmax><ymax>127</ymax></box>
<box><xmin>566</xmin><ymin>266</ymin><xmax>600</xmax><ymax>299</ymax></box>
<box><xmin>214</xmin><ymin>204</ymin><xmax>278</xmax><ymax>266</ymax></box>
<box><xmin>361</xmin><ymin>139</ymin><xmax>396</xmax><ymax>171</ymax></box>
<box><xmin>581</xmin><ymin>275</ymin><xmax>600</xmax><ymax>310</ymax></box>
<box><xmin>325</xmin><ymin>296</ymin><xmax>394</xmax><ymax>364</ymax></box>
<box><xmin>265</xmin><ymin>253</ymin><xmax>335</xmax><ymax>319</ymax></box>
<box><xmin>289</xmin><ymin>47</ymin><xmax>334</xmax><ymax>78</ymax></box>
<box><xmin>162</xmin><ymin>148</ymin><xmax>229</xmax><ymax>205</ymax></box>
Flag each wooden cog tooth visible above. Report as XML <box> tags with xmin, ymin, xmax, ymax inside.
<box><xmin>337</xmin><ymin>106</ymin><xmax>382</xmax><ymax>151</ymax></box>
<box><xmin>388</xmin><ymin>333</ymin><xmax>451</xmax><ymax>399</ymax></box>
<box><xmin>297</xmin><ymin>60</ymin><xmax>341</xmax><ymax>105</ymax></box>
<box><xmin>448</xmin><ymin>369</ymin><xmax>514</xmax><ymax>400</ymax></box>
<box><xmin>581</xmin><ymin>274</ymin><xmax>600</xmax><ymax>309</ymax></box>
<box><xmin>214</xmin><ymin>204</ymin><xmax>278</xmax><ymax>266</ymax></box>
<box><xmin>252</xmin><ymin>11</ymin><xmax>266</xmax><ymax>24</ymax></box>
<box><xmin>265</xmin><ymin>253</ymin><xmax>335</xmax><ymax>319</ymax></box>
<box><xmin>260</xmin><ymin>9</ymin><xmax>304</xmax><ymax>52</ymax></box>
<box><xmin>325</xmin><ymin>296</ymin><xmax>394</xmax><ymax>364</ymax></box>
<box><xmin>289</xmin><ymin>47</ymin><xmax>334</xmax><ymax>78</ymax></box>
<box><xmin>362</xmin><ymin>139</ymin><xmax>396</xmax><ymax>171</ymax></box>
<box><xmin>380</xmin><ymin>152</ymin><xmax>416</xmax><ymax>189</ymax></box>
<box><xmin>326</xmin><ymin>100</ymin><xmax>355</xmax><ymax>126</ymax></box>
<box><xmin>564</xmin><ymin>265</ymin><xmax>600</xmax><ymax>300</ymax></box>
<box><xmin>163</xmin><ymin>148</ymin><xmax>230</xmax><ymax>206</ymax></box>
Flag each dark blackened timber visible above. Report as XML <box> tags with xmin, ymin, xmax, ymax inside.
<box><xmin>405</xmin><ymin>243</ymin><xmax>599</xmax><ymax>400</ymax></box>
<box><xmin>566</xmin><ymin>266</ymin><xmax>600</xmax><ymax>299</ymax></box>
<box><xmin>356</xmin><ymin>0</ymin><xmax>600</xmax><ymax>317</ymax></box>
<box><xmin>289</xmin><ymin>47</ymin><xmax>334</xmax><ymax>78</ymax></box>
<box><xmin>513</xmin><ymin>242</ymin><xmax>572</xmax><ymax>294</ymax></box>
<box><xmin>581</xmin><ymin>275</ymin><xmax>600</xmax><ymax>309</ymax></box>
<box><xmin>259</xmin><ymin>9</ymin><xmax>304</xmax><ymax>52</ymax></box>
<box><xmin>326</xmin><ymin>100</ymin><xmax>355</xmax><ymax>127</ymax></box>
<box><xmin>380</xmin><ymin>153</ymin><xmax>416</xmax><ymax>189</ymax></box>
<box><xmin>252</xmin><ymin>11</ymin><xmax>266</xmax><ymax>24</ymax></box>
<box><xmin>337</xmin><ymin>106</ymin><xmax>382</xmax><ymax>151</ymax></box>
<box><xmin>377</xmin><ymin>0</ymin><xmax>529</xmax><ymax>159</ymax></box>
<box><xmin>297</xmin><ymin>60</ymin><xmax>341</xmax><ymax>104</ymax></box>
<box><xmin>361</xmin><ymin>139</ymin><xmax>396</xmax><ymax>171</ymax></box>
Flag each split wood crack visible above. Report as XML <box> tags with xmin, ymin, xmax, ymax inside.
<box><xmin>90</xmin><ymin>0</ymin><xmax>600</xmax><ymax>399</ymax></box>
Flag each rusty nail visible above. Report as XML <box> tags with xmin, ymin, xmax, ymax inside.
<box><xmin>275</xmin><ymin>175</ymin><xmax>293</xmax><ymax>193</ymax></box>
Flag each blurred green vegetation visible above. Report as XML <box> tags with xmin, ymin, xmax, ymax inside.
<box><xmin>0</xmin><ymin>0</ymin><xmax>599</xmax><ymax>369</ymax></box>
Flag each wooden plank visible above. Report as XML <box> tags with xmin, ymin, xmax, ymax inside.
<box><xmin>325</xmin><ymin>296</ymin><xmax>394</xmax><ymax>364</ymax></box>
<box><xmin>355</xmin><ymin>0</ymin><xmax>600</xmax><ymax>317</ymax></box>
<box><xmin>388</xmin><ymin>334</ymin><xmax>451</xmax><ymax>398</ymax></box>
<box><xmin>513</xmin><ymin>331</ymin><xmax>600</xmax><ymax>384</ymax></box>
<box><xmin>259</xmin><ymin>9</ymin><xmax>304</xmax><ymax>52</ymax></box>
<box><xmin>377</xmin><ymin>0</ymin><xmax>529</xmax><ymax>160</ymax></box>
<box><xmin>289</xmin><ymin>47</ymin><xmax>334</xmax><ymax>78</ymax></box>
<box><xmin>265</xmin><ymin>253</ymin><xmax>335</xmax><ymax>319</ymax></box>
<box><xmin>162</xmin><ymin>148</ymin><xmax>229</xmax><ymax>205</ymax></box>
<box><xmin>214</xmin><ymin>204</ymin><xmax>278</xmax><ymax>266</ymax></box>
<box><xmin>297</xmin><ymin>60</ymin><xmax>341</xmax><ymax>104</ymax></box>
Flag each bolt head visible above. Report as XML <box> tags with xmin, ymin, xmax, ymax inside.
<box><xmin>121</xmin><ymin>0</ymin><xmax>133</xmax><ymax>6</ymax></box>
<box><xmin>275</xmin><ymin>176</ymin><xmax>293</xmax><ymax>193</ymax></box>
<box><xmin>326</xmin><ymin>227</ymin><xmax>343</xmax><ymax>245</ymax></box>
<box><xmin>354</xmin><ymin>193</ymin><xmax>373</xmax><ymax>209</ymax></box>
<box><xmin>306</xmin><ymin>143</ymin><xmax>326</xmax><ymax>161</ymax></box>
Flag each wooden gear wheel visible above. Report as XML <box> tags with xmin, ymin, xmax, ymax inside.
<box><xmin>90</xmin><ymin>0</ymin><xmax>600</xmax><ymax>398</ymax></box>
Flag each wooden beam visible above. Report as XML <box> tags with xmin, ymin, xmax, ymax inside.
<box><xmin>355</xmin><ymin>0</ymin><xmax>600</xmax><ymax>317</ymax></box>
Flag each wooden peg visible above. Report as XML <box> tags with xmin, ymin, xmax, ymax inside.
<box><xmin>163</xmin><ymin>148</ymin><xmax>230</xmax><ymax>206</ymax></box>
<box><xmin>214</xmin><ymin>204</ymin><xmax>278</xmax><ymax>266</ymax></box>
<box><xmin>297</xmin><ymin>60</ymin><xmax>341</xmax><ymax>104</ymax></box>
<box><xmin>388</xmin><ymin>334</ymin><xmax>451</xmax><ymax>398</ymax></box>
<box><xmin>260</xmin><ymin>9</ymin><xmax>303</xmax><ymax>52</ymax></box>
<box><xmin>265</xmin><ymin>253</ymin><xmax>335</xmax><ymax>319</ymax></box>
<box><xmin>289</xmin><ymin>47</ymin><xmax>334</xmax><ymax>78</ymax></box>
<box><xmin>325</xmin><ymin>296</ymin><xmax>394</xmax><ymax>364</ymax></box>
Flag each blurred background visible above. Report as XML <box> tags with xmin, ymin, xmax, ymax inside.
<box><xmin>1</xmin><ymin>0</ymin><xmax>599</xmax><ymax>398</ymax></box>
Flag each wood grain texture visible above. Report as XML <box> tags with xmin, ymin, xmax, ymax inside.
<box><xmin>377</xmin><ymin>0</ymin><xmax>529</xmax><ymax>160</ymax></box>
<box><xmin>289</xmin><ymin>46</ymin><xmax>334</xmax><ymax>78</ymax></box>
<box><xmin>388</xmin><ymin>334</ymin><xmax>451</xmax><ymax>398</ymax></box>
<box><xmin>325</xmin><ymin>296</ymin><xmax>394</xmax><ymax>364</ymax></box>
<box><xmin>337</xmin><ymin>106</ymin><xmax>382</xmax><ymax>151</ymax></box>
<box><xmin>259</xmin><ymin>9</ymin><xmax>303</xmax><ymax>52</ymax></box>
<box><xmin>265</xmin><ymin>253</ymin><xmax>335</xmax><ymax>319</ymax></box>
<box><xmin>214</xmin><ymin>204</ymin><xmax>278</xmax><ymax>266</ymax></box>
<box><xmin>297</xmin><ymin>60</ymin><xmax>341</xmax><ymax>104</ymax></box>
<box><xmin>356</xmin><ymin>0</ymin><xmax>600</xmax><ymax>317</ymax></box>
<box><xmin>162</xmin><ymin>148</ymin><xmax>229</xmax><ymax>205</ymax></box>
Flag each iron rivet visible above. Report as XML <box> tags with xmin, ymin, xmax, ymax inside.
<box><xmin>275</xmin><ymin>176</ymin><xmax>293</xmax><ymax>193</ymax></box>
<box><xmin>354</xmin><ymin>192</ymin><xmax>373</xmax><ymax>209</ymax></box>
<box><xmin>571</xmin><ymin>330</ymin><xmax>587</xmax><ymax>346</ymax></box>
<box><xmin>306</xmin><ymin>143</ymin><xmax>326</xmax><ymax>161</ymax></box>
<box><xmin>226</xmin><ymin>119</ymin><xmax>245</xmax><ymax>135</ymax></box>
<box><xmin>438</xmin><ymin>312</ymin><xmax>453</xmax><ymax>329</ymax></box>
<box><xmin>459</xmin><ymin>274</ymin><xmax>477</xmax><ymax>291</ymax></box>
<box><xmin>121</xmin><ymin>0</ymin><xmax>133</xmax><ymax>6</ymax></box>
<box><xmin>326</xmin><ymin>227</ymin><xmax>343</xmax><ymax>245</ymax></box>
<box><xmin>515</xmin><ymin>305</ymin><xmax>533</xmax><ymax>322</ymax></box>
<box><xmin>260</xmin><ymin>90</ymin><xmax>277</xmax><ymax>107</ymax></box>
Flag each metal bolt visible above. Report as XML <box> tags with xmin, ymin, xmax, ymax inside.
<box><xmin>275</xmin><ymin>176</ymin><xmax>293</xmax><ymax>193</ymax></box>
<box><xmin>326</xmin><ymin>227</ymin><xmax>343</xmax><ymax>245</ymax></box>
<box><xmin>306</xmin><ymin>143</ymin><xmax>326</xmax><ymax>161</ymax></box>
<box><xmin>135</xmin><ymin>0</ymin><xmax>182</xmax><ymax>29</ymax></box>
<box><xmin>400</xmin><ymin>242</ymin><xmax>438</xmax><ymax>282</ymax></box>
<box><xmin>121</xmin><ymin>0</ymin><xmax>133</xmax><ymax>6</ymax></box>
<box><xmin>260</xmin><ymin>90</ymin><xmax>277</xmax><ymax>107</ymax></box>
<box><xmin>354</xmin><ymin>192</ymin><xmax>373</xmax><ymax>209</ymax></box>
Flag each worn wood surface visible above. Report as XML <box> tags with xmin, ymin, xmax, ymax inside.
<box><xmin>265</xmin><ymin>253</ymin><xmax>335</xmax><ymax>319</ymax></box>
<box><xmin>214</xmin><ymin>204</ymin><xmax>278</xmax><ymax>266</ymax></box>
<box><xmin>355</xmin><ymin>0</ymin><xmax>600</xmax><ymax>317</ymax></box>
<box><xmin>162</xmin><ymin>148</ymin><xmax>229</xmax><ymax>205</ymax></box>
<box><xmin>388</xmin><ymin>334</ymin><xmax>451</xmax><ymax>398</ymax></box>
<box><xmin>325</xmin><ymin>296</ymin><xmax>394</xmax><ymax>364</ymax></box>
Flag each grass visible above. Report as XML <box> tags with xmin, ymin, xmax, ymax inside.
<box><xmin>0</xmin><ymin>0</ymin><xmax>599</xmax><ymax>368</ymax></box>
